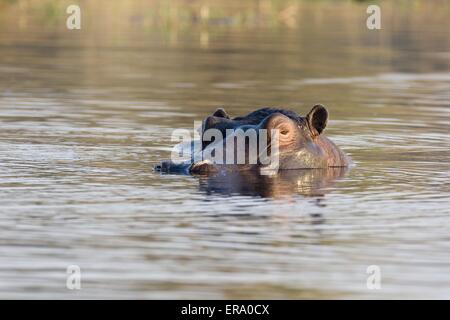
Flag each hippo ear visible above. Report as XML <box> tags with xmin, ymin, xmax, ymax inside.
<box><xmin>202</xmin><ymin>114</ymin><xmax>233</xmax><ymax>149</ymax></box>
<box><xmin>306</xmin><ymin>104</ymin><xmax>328</xmax><ymax>136</ymax></box>
<box><xmin>212</xmin><ymin>108</ymin><xmax>230</xmax><ymax>119</ymax></box>
<box><xmin>203</xmin><ymin>115</ymin><xmax>233</xmax><ymax>132</ymax></box>
<box><xmin>261</xmin><ymin>113</ymin><xmax>297</xmax><ymax>146</ymax></box>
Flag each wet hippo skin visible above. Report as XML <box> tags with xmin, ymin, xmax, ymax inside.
<box><xmin>156</xmin><ymin>105</ymin><xmax>352</xmax><ymax>174</ymax></box>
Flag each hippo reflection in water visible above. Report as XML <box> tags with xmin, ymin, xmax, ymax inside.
<box><xmin>198</xmin><ymin>167</ymin><xmax>349</xmax><ymax>198</ymax></box>
<box><xmin>156</xmin><ymin>104</ymin><xmax>352</xmax><ymax>175</ymax></box>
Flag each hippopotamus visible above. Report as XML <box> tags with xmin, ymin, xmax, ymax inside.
<box><xmin>156</xmin><ymin>104</ymin><xmax>352</xmax><ymax>174</ymax></box>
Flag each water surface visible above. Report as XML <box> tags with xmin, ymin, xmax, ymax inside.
<box><xmin>0</xmin><ymin>0</ymin><xmax>449</xmax><ymax>299</ymax></box>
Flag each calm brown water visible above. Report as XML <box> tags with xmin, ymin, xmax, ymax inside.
<box><xmin>0</xmin><ymin>0</ymin><xmax>449</xmax><ymax>299</ymax></box>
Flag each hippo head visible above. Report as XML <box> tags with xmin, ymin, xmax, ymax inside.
<box><xmin>197</xmin><ymin>105</ymin><xmax>350</xmax><ymax>172</ymax></box>
<box><xmin>155</xmin><ymin>105</ymin><xmax>351</xmax><ymax>174</ymax></box>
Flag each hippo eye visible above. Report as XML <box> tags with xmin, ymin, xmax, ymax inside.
<box><xmin>261</xmin><ymin>112</ymin><xmax>298</xmax><ymax>148</ymax></box>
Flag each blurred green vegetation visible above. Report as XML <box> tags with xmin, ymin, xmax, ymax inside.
<box><xmin>0</xmin><ymin>0</ymin><xmax>443</xmax><ymax>32</ymax></box>
<box><xmin>0</xmin><ymin>0</ymin><xmax>448</xmax><ymax>73</ymax></box>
